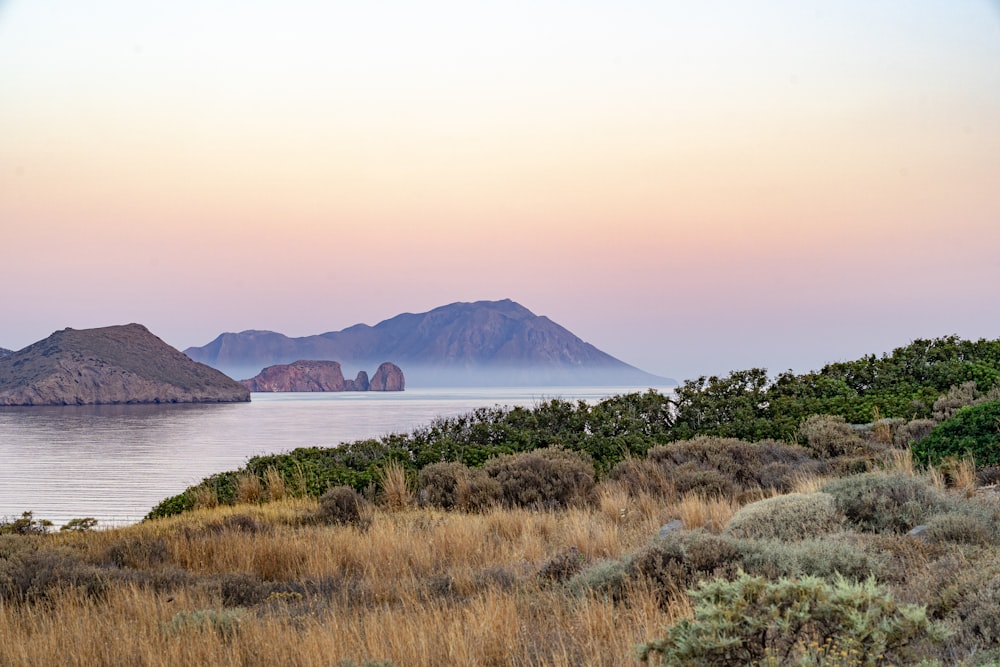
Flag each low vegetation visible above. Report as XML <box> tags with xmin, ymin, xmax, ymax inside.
<box><xmin>6</xmin><ymin>334</ymin><xmax>1000</xmax><ymax>665</ymax></box>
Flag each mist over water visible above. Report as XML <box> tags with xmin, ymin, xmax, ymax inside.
<box><xmin>0</xmin><ymin>386</ymin><xmax>670</xmax><ymax>526</ymax></box>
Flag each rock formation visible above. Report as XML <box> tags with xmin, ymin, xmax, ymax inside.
<box><xmin>369</xmin><ymin>362</ymin><xmax>405</xmax><ymax>391</ymax></box>
<box><xmin>240</xmin><ymin>361</ymin><xmax>402</xmax><ymax>392</ymax></box>
<box><xmin>0</xmin><ymin>324</ymin><xmax>250</xmax><ymax>406</ymax></box>
<box><xmin>343</xmin><ymin>371</ymin><xmax>369</xmax><ymax>392</ymax></box>
<box><xmin>240</xmin><ymin>360</ymin><xmax>346</xmax><ymax>392</ymax></box>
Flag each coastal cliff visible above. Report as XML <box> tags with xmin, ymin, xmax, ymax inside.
<box><xmin>0</xmin><ymin>324</ymin><xmax>250</xmax><ymax>406</ymax></box>
<box><xmin>240</xmin><ymin>360</ymin><xmax>404</xmax><ymax>392</ymax></box>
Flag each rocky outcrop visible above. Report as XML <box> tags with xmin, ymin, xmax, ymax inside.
<box><xmin>240</xmin><ymin>362</ymin><xmax>402</xmax><ymax>392</ymax></box>
<box><xmin>240</xmin><ymin>360</ymin><xmax>345</xmax><ymax>392</ymax></box>
<box><xmin>0</xmin><ymin>347</ymin><xmax>12</xmax><ymax>358</ymax></box>
<box><xmin>344</xmin><ymin>371</ymin><xmax>369</xmax><ymax>392</ymax></box>
<box><xmin>369</xmin><ymin>362</ymin><xmax>405</xmax><ymax>391</ymax></box>
<box><xmin>0</xmin><ymin>324</ymin><xmax>250</xmax><ymax>406</ymax></box>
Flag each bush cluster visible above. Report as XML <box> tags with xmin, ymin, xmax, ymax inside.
<box><xmin>820</xmin><ymin>473</ymin><xmax>947</xmax><ymax>534</ymax></box>
<box><xmin>796</xmin><ymin>414</ymin><xmax>868</xmax><ymax>459</ymax></box>
<box><xmin>637</xmin><ymin>572</ymin><xmax>947</xmax><ymax>666</ymax></box>
<box><xmin>316</xmin><ymin>486</ymin><xmax>370</xmax><ymax>528</ymax></box>
<box><xmin>611</xmin><ymin>437</ymin><xmax>826</xmax><ymax>500</ymax></box>
<box><xmin>416</xmin><ymin>447</ymin><xmax>595</xmax><ymax>511</ymax></box>
<box><xmin>483</xmin><ymin>447</ymin><xmax>595</xmax><ymax>509</ymax></box>
<box><xmin>569</xmin><ymin>530</ymin><xmax>883</xmax><ymax>607</ymax></box>
<box><xmin>724</xmin><ymin>492</ymin><xmax>844</xmax><ymax>541</ymax></box>
<box><xmin>416</xmin><ymin>461</ymin><xmax>500</xmax><ymax>511</ymax></box>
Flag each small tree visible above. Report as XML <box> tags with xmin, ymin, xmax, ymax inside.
<box><xmin>913</xmin><ymin>400</ymin><xmax>1000</xmax><ymax>467</ymax></box>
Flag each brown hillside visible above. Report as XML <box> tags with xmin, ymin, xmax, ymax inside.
<box><xmin>0</xmin><ymin>324</ymin><xmax>250</xmax><ymax>405</ymax></box>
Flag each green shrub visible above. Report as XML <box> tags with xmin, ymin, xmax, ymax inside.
<box><xmin>566</xmin><ymin>559</ymin><xmax>628</xmax><ymax>601</ymax></box>
<box><xmin>637</xmin><ymin>572</ymin><xmax>948</xmax><ymax>666</ymax></box>
<box><xmin>417</xmin><ymin>461</ymin><xmax>467</xmax><ymax>509</ymax></box>
<box><xmin>954</xmin><ymin>574</ymin><xmax>1000</xmax><ymax>652</ymax></box>
<box><xmin>932</xmin><ymin>381</ymin><xmax>1000</xmax><ymax>422</ymax></box>
<box><xmin>913</xmin><ymin>401</ymin><xmax>1000</xmax><ymax>467</ymax></box>
<box><xmin>0</xmin><ymin>546</ymin><xmax>106</xmax><ymax>603</ymax></box>
<box><xmin>571</xmin><ymin>531</ymin><xmax>883</xmax><ymax>607</ymax></box>
<box><xmin>925</xmin><ymin>512</ymin><xmax>992</xmax><ymax>546</ymax></box>
<box><xmin>737</xmin><ymin>536</ymin><xmax>885</xmax><ymax>582</ymax></box>
<box><xmin>820</xmin><ymin>473</ymin><xmax>947</xmax><ymax>534</ymax></box>
<box><xmin>317</xmin><ymin>486</ymin><xmax>370</xmax><ymax>527</ymax></box>
<box><xmin>104</xmin><ymin>536</ymin><xmax>170</xmax><ymax>569</ymax></box>
<box><xmin>724</xmin><ymin>492</ymin><xmax>845</xmax><ymax>541</ymax></box>
<box><xmin>483</xmin><ymin>447</ymin><xmax>595</xmax><ymax>509</ymax></box>
<box><xmin>894</xmin><ymin>418</ymin><xmax>937</xmax><ymax>447</ymax></box>
<box><xmin>568</xmin><ymin>535</ymin><xmax>703</xmax><ymax>603</ymax></box>
<box><xmin>797</xmin><ymin>414</ymin><xmax>867</xmax><ymax>459</ymax></box>
<box><xmin>417</xmin><ymin>461</ymin><xmax>501</xmax><ymax>511</ymax></box>
<box><xmin>168</xmin><ymin>608</ymin><xmax>247</xmax><ymax>640</ymax></box>
<box><xmin>60</xmin><ymin>517</ymin><xmax>98</xmax><ymax>532</ymax></box>
<box><xmin>537</xmin><ymin>546</ymin><xmax>585</xmax><ymax>583</ymax></box>
<box><xmin>0</xmin><ymin>511</ymin><xmax>53</xmax><ymax>535</ymax></box>
<box><xmin>618</xmin><ymin>438</ymin><xmax>826</xmax><ymax>500</ymax></box>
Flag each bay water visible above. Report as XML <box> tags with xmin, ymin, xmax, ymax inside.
<box><xmin>0</xmin><ymin>386</ymin><xmax>669</xmax><ymax>526</ymax></box>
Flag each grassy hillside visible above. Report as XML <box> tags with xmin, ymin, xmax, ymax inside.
<box><xmin>6</xmin><ymin>335</ymin><xmax>1000</xmax><ymax>665</ymax></box>
<box><xmin>6</xmin><ymin>448</ymin><xmax>1000</xmax><ymax>665</ymax></box>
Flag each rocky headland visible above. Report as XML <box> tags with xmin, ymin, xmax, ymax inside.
<box><xmin>240</xmin><ymin>360</ymin><xmax>404</xmax><ymax>392</ymax></box>
<box><xmin>0</xmin><ymin>324</ymin><xmax>250</xmax><ymax>406</ymax></box>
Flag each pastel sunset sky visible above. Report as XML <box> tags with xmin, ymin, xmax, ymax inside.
<box><xmin>2</xmin><ymin>1</ymin><xmax>999</xmax><ymax>381</ymax></box>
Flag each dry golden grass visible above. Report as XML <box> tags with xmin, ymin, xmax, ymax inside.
<box><xmin>236</xmin><ymin>471</ymin><xmax>263</xmax><ymax>504</ymax></box>
<box><xmin>790</xmin><ymin>471</ymin><xmax>829</xmax><ymax>495</ymax></box>
<box><xmin>883</xmin><ymin>448</ymin><xmax>916</xmax><ymax>477</ymax></box>
<box><xmin>0</xmin><ymin>496</ymin><xmax>677</xmax><ymax>667</ymax></box>
<box><xmin>190</xmin><ymin>484</ymin><xmax>218</xmax><ymax>510</ymax></box>
<box><xmin>950</xmin><ymin>456</ymin><xmax>979</xmax><ymax>496</ymax></box>
<box><xmin>378</xmin><ymin>459</ymin><xmax>413</xmax><ymax>511</ymax></box>
<box><xmin>671</xmin><ymin>492</ymin><xmax>742</xmax><ymax>533</ymax></box>
<box><xmin>264</xmin><ymin>465</ymin><xmax>286</xmax><ymax>501</ymax></box>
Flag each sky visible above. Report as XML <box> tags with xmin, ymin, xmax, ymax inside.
<box><xmin>1</xmin><ymin>1</ymin><xmax>999</xmax><ymax>382</ymax></box>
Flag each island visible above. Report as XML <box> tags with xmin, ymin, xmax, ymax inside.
<box><xmin>0</xmin><ymin>324</ymin><xmax>250</xmax><ymax>405</ymax></box>
<box><xmin>239</xmin><ymin>360</ymin><xmax>404</xmax><ymax>392</ymax></box>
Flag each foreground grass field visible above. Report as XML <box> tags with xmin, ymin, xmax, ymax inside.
<box><xmin>1</xmin><ymin>493</ymin><xmax>690</xmax><ymax>666</ymax></box>
<box><xmin>6</xmin><ymin>449</ymin><xmax>1000</xmax><ymax>666</ymax></box>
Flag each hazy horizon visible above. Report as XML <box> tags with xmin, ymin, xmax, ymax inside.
<box><xmin>2</xmin><ymin>2</ymin><xmax>999</xmax><ymax>381</ymax></box>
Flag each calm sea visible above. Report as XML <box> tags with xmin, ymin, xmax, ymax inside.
<box><xmin>0</xmin><ymin>386</ymin><xmax>669</xmax><ymax>526</ymax></box>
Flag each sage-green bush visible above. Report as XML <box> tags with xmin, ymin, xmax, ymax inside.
<box><xmin>724</xmin><ymin>492</ymin><xmax>844</xmax><ymax>541</ymax></box>
<box><xmin>637</xmin><ymin>572</ymin><xmax>948</xmax><ymax>666</ymax></box>
<box><xmin>820</xmin><ymin>473</ymin><xmax>947</xmax><ymax>534</ymax></box>
<box><xmin>483</xmin><ymin>447</ymin><xmax>594</xmax><ymax>509</ymax></box>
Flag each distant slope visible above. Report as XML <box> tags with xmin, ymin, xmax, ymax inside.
<box><xmin>0</xmin><ymin>324</ymin><xmax>250</xmax><ymax>405</ymax></box>
<box><xmin>0</xmin><ymin>347</ymin><xmax>11</xmax><ymax>357</ymax></box>
<box><xmin>185</xmin><ymin>299</ymin><xmax>674</xmax><ymax>387</ymax></box>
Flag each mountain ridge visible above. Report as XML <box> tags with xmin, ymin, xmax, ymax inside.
<box><xmin>184</xmin><ymin>299</ymin><xmax>674</xmax><ymax>387</ymax></box>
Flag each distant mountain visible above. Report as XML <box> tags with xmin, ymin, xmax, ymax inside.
<box><xmin>0</xmin><ymin>347</ymin><xmax>11</xmax><ymax>357</ymax></box>
<box><xmin>0</xmin><ymin>324</ymin><xmax>250</xmax><ymax>405</ymax></box>
<box><xmin>184</xmin><ymin>299</ymin><xmax>674</xmax><ymax>387</ymax></box>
